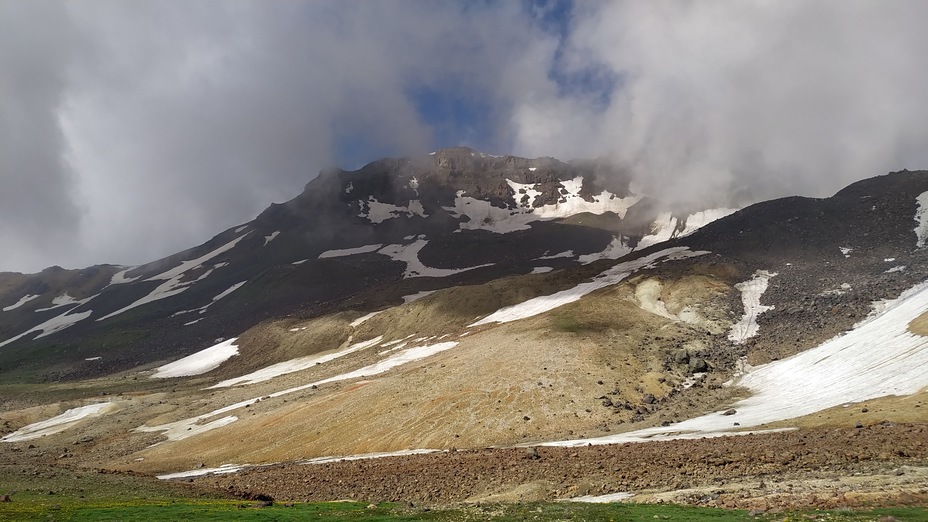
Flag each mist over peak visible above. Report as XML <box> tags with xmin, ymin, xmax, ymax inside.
<box><xmin>3</xmin><ymin>1</ymin><xmax>928</xmax><ymax>272</ymax></box>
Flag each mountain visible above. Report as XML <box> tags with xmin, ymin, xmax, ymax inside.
<box><xmin>1</xmin><ymin>151</ymin><xmax>927</xmax><ymax>508</ymax></box>
<box><xmin>0</xmin><ymin>147</ymin><xmax>734</xmax><ymax>383</ymax></box>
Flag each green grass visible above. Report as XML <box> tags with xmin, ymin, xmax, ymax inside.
<box><xmin>2</xmin><ymin>494</ymin><xmax>926</xmax><ymax>522</ymax></box>
<box><xmin>0</xmin><ymin>499</ymin><xmax>437</xmax><ymax>521</ymax></box>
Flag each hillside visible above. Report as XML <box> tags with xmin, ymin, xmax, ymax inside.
<box><xmin>1</xmin><ymin>154</ymin><xmax>927</xmax><ymax>508</ymax></box>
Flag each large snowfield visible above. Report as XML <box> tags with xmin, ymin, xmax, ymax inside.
<box><xmin>544</xmin><ymin>279</ymin><xmax>928</xmax><ymax>446</ymax></box>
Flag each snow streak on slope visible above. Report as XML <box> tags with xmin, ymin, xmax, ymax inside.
<box><xmin>544</xmin><ymin>279</ymin><xmax>928</xmax><ymax>446</ymax></box>
<box><xmin>152</xmin><ymin>338</ymin><xmax>240</xmax><ymax>379</ymax></box>
<box><xmin>0</xmin><ymin>309</ymin><xmax>94</xmax><ymax>348</ymax></box>
<box><xmin>1</xmin><ymin>403</ymin><xmax>115</xmax><ymax>442</ymax></box>
<box><xmin>209</xmin><ymin>336</ymin><xmax>384</xmax><ymax>388</ymax></box>
<box><xmin>108</xmin><ymin>267</ymin><xmax>140</xmax><ymax>286</ymax></box>
<box><xmin>158</xmin><ymin>463</ymin><xmax>250</xmax><ymax>480</ymax></box>
<box><xmin>2</xmin><ymin>294</ymin><xmax>39</xmax><ymax>311</ymax></box>
<box><xmin>173</xmin><ymin>282</ymin><xmax>248</xmax><ymax>317</ymax></box>
<box><xmin>470</xmin><ymin>247</ymin><xmax>707</xmax><ymax>327</ymax></box>
<box><xmin>97</xmin><ymin>233</ymin><xmax>248</xmax><ymax>321</ymax></box>
<box><xmin>318</xmin><ymin>244</ymin><xmax>383</xmax><ymax>259</ymax></box>
<box><xmin>915</xmin><ymin>191</ymin><xmax>928</xmax><ymax>248</ymax></box>
<box><xmin>349</xmin><ymin>311</ymin><xmax>383</xmax><ymax>327</ymax></box>
<box><xmin>728</xmin><ymin>271</ymin><xmax>777</xmax><ymax>344</ymax></box>
<box><xmin>139</xmin><ymin>341</ymin><xmax>459</xmax><ymax>441</ymax></box>
<box><xmin>263</xmin><ymin>231</ymin><xmax>280</xmax><ymax>246</ymax></box>
<box><xmin>377</xmin><ymin>240</ymin><xmax>492</xmax><ymax>278</ymax></box>
<box><xmin>402</xmin><ymin>290</ymin><xmax>437</xmax><ymax>303</ymax></box>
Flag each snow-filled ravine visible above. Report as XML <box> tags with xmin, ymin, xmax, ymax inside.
<box><xmin>728</xmin><ymin>270</ymin><xmax>777</xmax><ymax>344</ymax></box>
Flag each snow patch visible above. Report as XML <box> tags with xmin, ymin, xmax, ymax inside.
<box><xmin>886</xmin><ymin>265</ymin><xmax>906</xmax><ymax>273</ymax></box>
<box><xmin>35</xmin><ymin>293</ymin><xmax>96</xmax><ymax>312</ymax></box>
<box><xmin>85</xmin><ymin>356</ymin><xmax>101</xmax><ymax>361</ymax></box>
<box><xmin>915</xmin><ymin>191</ymin><xmax>928</xmax><ymax>248</ymax></box>
<box><xmin>184</xmin><ymin>319</ymin><xmax>203</xmax><ymax>326</ymax></box>
<box><xmin>2</xmin><ymin>294</ymin><xmax>39</xmax><ymax>311</ymax></box>
<box><xmin>538</xmin><ymin>250</ymin><xmax>573</xmax><ymax>260</ymax></box>
<box><xmin>564</xmin><ymin>492</ymin><xmax>635</xmax><ymax>503</ymax></box>
<box><xmin>840</xmin><ymin>246</ymin><xmax>853</xmax><ymax>257</ymax></box>
<box><xmin>263</xmin><ymin>231</ymin><xmax>280</xmax><ymax>246</ymax></box>
<box><xmin>302</xmin><ymin>449</ymin><xmax>442</xmax><ymax>465</ymax></box>
<box><xmin>531</xmin><ymin>266</ymin><xmax>553</xmax><ymax>274</ymax></box>
<box><xmin>344</xmin><ymin>182</ymin><xmax>353</xmax><ymax>194</ymax></box>
<box><xmin>158</xmin><ymin>463</ymin><xmax>249</xmax><ymax>480</ymax></box>
<box><xmin>151</xmin><ymin>338</ymin><xmax>239</xmax><ymax>378</ymax></box>
<box><xmin>174</xmin><ymin>281</ymin><xmax>248</xmax><ymax>317</ymax></box>
<box><xmin>318</xmin><ymin>244</ymin><xmax>383</xmax><ymax>259</ymax></box>
<box><xmin>97</xmin><ymin>233</ymin><xmax>249</xmax><ymax>321</ymax></box>
<box><xmin>444</xmin><ymin>178</ymin><xmax>641</xmax><ymax>234</ymax></box>
<box><xmin>234</xmin><ymin>225</ymin><xmax>248</xmax><ymax>233</ymax></box>
<box><xmin>136</xmin><ymin>415</ymin><xmax>238</xmax><ymax>443</ymax></box>
<box><xmin>577</xmin><ymin>237</ymin><xmax>633</xmax><ymax>264</ymax></box>
<box><xmin>728</xmin><ymin>271</ymin><xmax>777</xmax><ymax>344</ymax></box>
<box><xmin>470</xmin><ymin>247</ymin><xmax>707</xmax><ymax>327</ymax></box>
<box><xmin>377</xmin><ymin>240</ymin><xmax>491</xmax><ymax>278</ymax></box>
<box><xmin>108</xmin><ymin>268</ymin><xmax>140</xmax><ymax>286</ymax></box>
<box><xmin>1</xmin><ymin>403</ymin><xmax>115</xmax><ymax>442</ymax></box>
<box><xmin>0</xmin><ymin>309</ymin><xmax>94</xmax><ymax>348</ymax></box>
<box><xmin>292</xmin><ymin>259</ymin><xmax>308</xmax><ymax>265</ymax></box>
<box><xmin>578</xmin><ymin>210</ymin><xmax>737</xmax><ymax>265</ymax></box>
<box><xmin>210</xmin><ymin>336</ymin><xmax>384</xmax><ymax>388</ymax></box>
<box><xmin>350</xmin><ymin>311</ymin><xmax>383</xmax><ymax>327</ymax></box>
<box><xmin>402</xmin><ymin>290</ymin><xmax>437</xmax><ymax>303</ymax></box>
<box><xmin>640</xmin><ymin>209</ymin><xmax>739</xmax><ymax>248</ymax></box>
<box><xmin>141</xmin><ymin>340</ymin><xmax>458</xmax><ymax>441</ymax></box>
<box><xmin>359</xmin><ymin>197</ymin><xmax>428</xmax><ymax>224</ymax></box>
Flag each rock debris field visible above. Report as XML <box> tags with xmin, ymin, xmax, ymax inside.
<box><xmin>195</xmin><ymin>422</ymin><xmax>928</xmax><ymax>510</ymax></box>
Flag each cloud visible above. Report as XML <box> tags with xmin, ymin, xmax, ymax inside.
<box><xmin>0</xmin><ymin>1</ymin><xmax>83</xmax><ymax>270</ymax></box>
<box><xmin>4</xmin><ymin>1</ymin><xmax>928</xmax><ymax>272</ymax></box>
<box><xmin>1</xmin><ymin>1</ymin><xmax>556</xmax><ymax>272</ymax></box>
<box><xmin>510</xmin><ymin>1</ymin><xmax>928</xmax><ymax>207</ymax></box>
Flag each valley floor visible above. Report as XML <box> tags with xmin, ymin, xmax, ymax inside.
<box><xmin>187</xmin><ymin>422</ymin><xmax>928</xmax><ymax>510</ymax></box>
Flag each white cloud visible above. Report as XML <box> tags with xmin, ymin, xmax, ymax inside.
<box><xmin>511</xmin><ymin>1</ymin><xmax>928</xmax><ymax>207</ymax></box>
<box><xmin>3</xmin><ymin>1</ymin><xmax>928</xmax><ymax>272</ymax></box>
